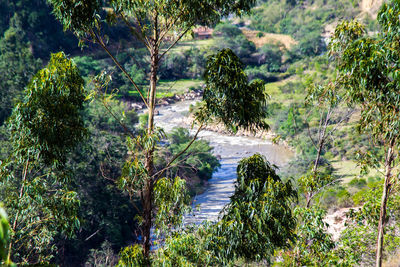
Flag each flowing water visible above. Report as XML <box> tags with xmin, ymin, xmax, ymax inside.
<box><xmin>154</xmin><ymin>100</ymin><xmax>294</xmax><ymax>224</ymax></box>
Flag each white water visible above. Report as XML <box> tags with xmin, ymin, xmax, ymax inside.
<box><xmin>154</xmin><ymin>100</ymin><xmax>293</xmax><ymax>224</ymax></box>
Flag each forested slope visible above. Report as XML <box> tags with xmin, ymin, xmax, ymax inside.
<box><xmin>1</xmin><ymin>0</ymin><xmax>400</xmax><ymax>266</ymax></box>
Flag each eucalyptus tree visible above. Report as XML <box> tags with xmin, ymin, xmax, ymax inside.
<box><xmin>0</xmin><ymin>52</ymin><xmax>86</xmax><ymax>264</ymax></box>
<box><xmin>47</xmin><ymin>0</ymin><xmax>268</xmax><ymax>258</ymax></box>
<box><xmin>151</xmin><ymin>154</ymin><xmax>297</xmax><ymax>266</ymax></box>
<box><xmin>214</xmin><ymin>154</ymin><xmax>297</xmax><ymax>263</ymax></box>
<box><xmin>330</xmin><ymin>2</ymin><xmax>400</xmax><ymax>265</ymax></box>
<box><xmin>301</xmin><ymin>81</ymin><xmax>353</xmax><ymax>207</ymax></box>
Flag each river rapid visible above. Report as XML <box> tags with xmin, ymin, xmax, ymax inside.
<box><xmin>154</xmin><ymin>100</ymin><xmax>294</xmax><ymax>224</ymax></box>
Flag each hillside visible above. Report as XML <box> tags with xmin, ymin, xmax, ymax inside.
<box><xmin>0</xmin><ymin>0</ymin><xmax>399</xmax><ymax>266</ymax></box>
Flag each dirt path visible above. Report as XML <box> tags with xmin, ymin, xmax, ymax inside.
<box><xmin>241</xmin><ymin>29</ymin><xmax>297</xmax><ymax>50</ymax></box>
<box><xmin>324</xmin><ymin>207</ymin><xmax>360</xmax><ymax>241</ymax></box>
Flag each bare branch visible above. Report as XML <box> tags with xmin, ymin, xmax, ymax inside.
<box><xmin>159</xmin><ymin>26</ymin><xmax>193</xmax><ymax>60</ymax></box>
<box><xmin>153</xmin><ymin>123</ymin><xmax>204</xmax><ymax>179</ymax></box>
<box><xmin>100</xmin><ymin>97</ymin><xmax>136</xmax><ymax>139</ymax></box>
<box><xmin>91</xmin><ymin>29</ymin><xmax>149</xmax><ymax>108</ymax></box>
<box><xmin>157</xmin><ymin>8</ymin><xmax>187</xmax><ymax>46</ymax></box>
<box><xmin>119</xmin><ymin>12</ymin><xmax>151</xmax><ymax>49</ymax></box>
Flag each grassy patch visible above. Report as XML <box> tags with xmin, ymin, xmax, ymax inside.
<box><xmin>331</xmin><ymin>159</ymin><xmax>380</xmax><ymax>185</ymax></box>
<box><xmin>241</xmin><ymin>29</ymin><xmax>297</xmax><ymax>49</ymax></box>
<box><xmin>167</xmin><ymin>38</ymin><xmax>215</xmax><ymax>53</ymax></box>
<box><xmin>265</xmin><ymin>76</ymin><xmax>304</xmax><ymax>105</ymax></box>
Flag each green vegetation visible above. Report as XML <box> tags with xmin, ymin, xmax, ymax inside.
<box><xmin>2</xmin><ymin>53</ymin><xmax>86</xmax><ymax>264</ymax></box>
<box><xmin>0</xmin><ymin>14</ymin><xmax>41</xmax><ymax>125</ymax></box>
<box><xmin>330</xmin><ymin>7</ymin><xmax>400</xmax><ymax>263</ymax></box>
<box><xmin>1</xmin><ymin>0</ymin><xmax>400</xmax><ymax>265</ymax></box>
<box><xmin>150</xmin><ymin>154</ymin><xmax>297</xmax><ymax>266</ymax></box>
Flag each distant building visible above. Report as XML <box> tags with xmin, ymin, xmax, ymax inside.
<box><xmin>193</xmin><ymin>26</ymin><xmax>214</xmax><ymax>40</ymax></box>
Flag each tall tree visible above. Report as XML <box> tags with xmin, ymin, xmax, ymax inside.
<box><xmin>47</xmin><ymin>0</ymin><xmax>266</xmax><ymax>258</ymax></box>
<box><xmin>1</xmin><ymin>52</ymin><xmax>86</xmax><ymax>265</ymax></box>
<box><xmin>330</xmin><ymin>2</ymin><xmax>400</xmax><ymax>265</ymax></box>
<box><xmin>215</xmin><ymin>153</ymin><xmax>297</xmax><ymax>263</ymax></box>
<box><xmin>301</xmin><ymin>81</ymin><xmax>353</xmax><ymax>207</ymax></box>
<box><xmin>151</xmin><ymin>154</ymin><xmax>297</xmax><ymax>265</ymax></box>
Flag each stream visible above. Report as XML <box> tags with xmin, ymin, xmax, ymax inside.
<box><xmin>154</xmin><ymin>100</ymin><xmax>294</xmax><ymax>224</ymax></box>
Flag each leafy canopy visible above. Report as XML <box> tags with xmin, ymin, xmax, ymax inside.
<box><xmin>329</xmin><ymin>11</ymin><xmax>400</xmax><ymax>143</ymax></box>
<box><xmin>9</xmin><ymin>52</ymin><xmax>87</xmax><ymax>166</ymax></box>
<box><xmin>152</xmin><ymin>154</ymin><xmax>297</xmax><ymax>265</ymax></box>
<box><xmin>213</xmin><ymin>154</ymin><xmax>297</xmax><ymax>263</ymax></box>
<box><xmin>2</xmin><ymin>52</ymin><xmax>86</xmax><ymax>265</ymax></box>
<box><xmin>48</xmin><ymin>0</ymin><xmax>256</xmax><ymax>39</ymax></box>
<box><xmin>0</xmin><ymin>14</ymin><xmax>41</xmax><ymax>125</ymax></box>
<box><xmin>203</xmin><ymin>49</ymin><xmax>269</xmax><ymax>132</ymax></box>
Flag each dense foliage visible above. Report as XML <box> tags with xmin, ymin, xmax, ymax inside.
<box><xmin>0</xmin><ymin>15</ymin><xmax>41</xmax><ymax>125</ymax></box>
<box><xmin>152</xmin><ymin>154</ymin><xmax>297</xmax><ymax>266</ymax></box>
<box><xmin>203</xmin><ymin>49</ymin><xmax>269</xmax><ymax>132</ymax></box>
<box><xmin>214</xmin><ymin>154</ymin><xmax>297</xmax><ymax>263</ymax></box>
<box><xmin>1</xmin><ymin>52</ymin><xmax>86</xmax><ymax>265</ymax></box>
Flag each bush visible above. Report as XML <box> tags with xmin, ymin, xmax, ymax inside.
<box><xmin>155</xmin><ymin>128</ymin><xmax>220</xmax><ymax>196</ymax></box>
<box><xmin>349</xmin><ymin>178</ymin><xmax>367</xmax><ymax>189</ymax></box>
<box><xmin>245</xmin><ymin>65</ymin><xmax>280</xmax><ymax>82</ymax></box>
<box><xmin>117</xmin><ymin>245</ymin><xmax>147</xmax><ymax>267</ymax></box>
<box><xmin>213</xmin><ymin>23</ymin><xmax>242</xmax><ymax>38</ymax></box>
<box><xmin>255</xmin><ymin>43</ymin><xmax>283</xmax><ymax>71</ymax></box>
<box><xmin>159</xmin><ymin>48</ymin><xmax>208</xmax><ymax>80</ymax></box>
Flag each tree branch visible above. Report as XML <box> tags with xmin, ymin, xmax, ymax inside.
<box><xmin>153</xmin><ymin>123</ymin><xmax>204</xmax><ymax>179</ymax></box>
<box><xmin>119</xmin><ymin>12</ymin><xmax>151</xmax><ymax>50</ymax></box>
<box><xmin>159</xmin><ymin>26</ymin><xmax>193</xmax><ymax>60</ymax></box>
<box><xmin>91</xmin><ymin>29</ymin><xmax>149</xmax><ymax>108</ymax></box>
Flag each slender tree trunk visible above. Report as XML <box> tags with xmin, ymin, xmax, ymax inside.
<box><xmin>142</xmin><ymin>28</ymin><xmax>159</xmax><ymax>259</ymax></box>
<box><xmin>376</xmin><ymin>139</ymin><xmax>395</xmax><ymax>267</ymax></box>
<box><xmin>306</xmin><ymin>116</ymin><xmax>327</xmax><ymax>208</ymax></box>
<box><xmin>305</xmin><ymin>139</ymin><xmax>324</xmax><ymax>208</ymax></box>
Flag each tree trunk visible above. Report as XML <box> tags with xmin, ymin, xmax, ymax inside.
<box><xmin>375</xmin><ymin>139</ymin><xmax>395</xmax><ymax>267</ymax></box>
<box><xmin>306</xmin><ymin>122</ymin><xmax>326</xmax><ymax>208</ymax></box>
<box><xmin>312</xmin><ymin>138</ymin><xmax>324</xmax><ymax>175</ymax></box>
<box><xmin>142</xmin><ymin>41</ymin><xmax>159</xmax><ymax>259</ymax></box>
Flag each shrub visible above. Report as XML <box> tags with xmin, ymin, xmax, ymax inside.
<box><xmin>349</xmin><ymin>178</ymin><xmax>367</xmax><ymax>189</ymax></box>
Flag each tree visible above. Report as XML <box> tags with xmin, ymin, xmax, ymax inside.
<box><xmin>257</xmin><ymin>43</ymin><xmax>283</xmax><ymax>71</ymax></box>
<box><xmin>203</xmin><ymin>49</ymin><xmax>269</xmax><ymax>132</ymax></box>
<box><xmin>281</xmin><ymin>206</ymin><xmax>338</xmax><ymax>266</ymax></box>
<box><xmin>152</xmin><ymin>154</ymin><xmax>297</xmax><ymax>266</ymax></box>
<box><xmin>330</xmin><ymin>2</ymin><xmax>400</xmax><ymax>265</ymax></box>
<box><xmin>213</xmin><ymin>154</ymin><xmax>297</xmax><ymax>263</ymax></box>
<box><xmin>213</xmin><ymin>34</ymin><xmax>256</xmax><ymax>62</ymax></box>
<box><xmin>0</xmin><ymin>14</ymin><xmax>41</xmax><ymax>125</ymax></box>
<box><xmin>213</xmin><ymin>23</ymin><xmax>242</xmax><ymax>38</ymax></box>
<box><xmin>48</xmin><ymin>0</ymin><xmax>263</xmax><ymax>258</ymax></box>
<box><xmin>1</xmin><ymin>52</ymin><xmax>86</xmax><ymax>264</ymax></box>
<box><xmin>301</xmin><ymin>81</ymin><xmax>353</xmax><ymax>207</ymax></box>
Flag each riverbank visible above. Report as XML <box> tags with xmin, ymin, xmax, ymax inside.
<box><xmin>126</xmin><ymin>90</ymin><xmax>293</xmax><ymax>150</ymax></box>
